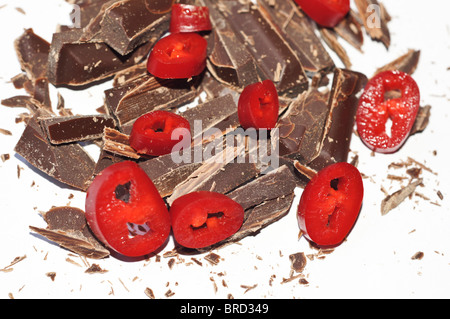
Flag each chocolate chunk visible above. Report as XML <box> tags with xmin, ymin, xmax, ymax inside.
<box><xmin>39</xmin><ymin>114</ymin><xmax>116</xmax><ymax>144</ymax></box>
<box><xmin>32</xmin><ymin>78</ymin><xmax>52</xmax><ymax>111</ymax></box>
<box><xmin>84</xmin><ymin>0</ymin><xmax>173</xmax><ymax>56</ymax></box>
<box><xmin>227</xmin><ymin>165</ymin><xmax>297</xmax><ymax>211</ymax></box>
<box><xmin>205</xmin><ymin>1</ymin><xmax>261</xmax><ymax>89</ymax></box>
<box><xmin>212</xmin><ymin>0</ymin><xmax>308</xmax><ymax>98</ymax></box>
<box><xmin>105</xmin><ymin>75</ymin><xmax>198</xmax><ymax>129</ymax></box>
<box><xmin>139</xmin><ymin>150</ymin><xmax>203</xmax><ymax>198</ymax></box>
<box><xmin>14</xmin><ymin>29</ymin><xmax>50</xmax><ymax>80</ymax></box>
<box><xmin>308</xmin><ymin>69</ymin><xmax>368</xmax><ymax>171</ymax></box>
<box><xmin>15</xmin><ymin>115</ymin><xmax>96</xmax><ymax>191</ymax></box>
<box><xmin>47</xmin><ymin>28</ymin><xmax>152</xmax><ymax>87</ymax></box>
<box><xmin>29</xmin><ymin>206</ymin><xmax>109</xmax><ymax>259</ymax></box>
<box><xmin>257</xmin><ymin>0</ymin><xmax>335</xmax><ymax>76</ymax></box>
<box><xmin>228</xmin><ymin>193</ymin><xmax>295</xmax><ymax>243</ymax></box>
<box><xmin>277</xmin><ymin>90</ymin><xmax>330</xmax><ymax>163</ymax></box>
<box><xmin>355</xmin><ymin>0</ymin><xmax>391</xmax><ymax>49</ymax></box>
<box><xmin>374</xmin><ymin>49</ymin><xmax>421</xmax><ymax>76</ymax></box>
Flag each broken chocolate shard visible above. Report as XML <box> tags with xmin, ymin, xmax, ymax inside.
<box><xmin>228</xmin><ymin>193</ymin><xmax>295</xmax><ymax>243</ymax></box>
<box><xmin>277</xmin><ymin>89</ymin><xmax>330</xmax><ymax>163</ymax></box>
<box><xmin>227</xmin><ymin>165</ymin><xmax>297</xmax><ymax>211</ymax></box>
<box><xmin>257</xmin><ymin>0</ymin><xmax>335</xmax><ymax>76</ymax></box>
<box><xmin>30</xmin><ymin>206</ymin><xmax>109</xmax><ymax>259</ymax></box>
<box><xmin>106</xmin><ymin>75</ymin><xmax>198</xmax><ymax>129</ymax></box>
<box><xmin>334</xmin><ymin>10</ymin><xmax>364</xmax><ymax>52</ymax></box>
<box><xmin>215</xmin><ymin>0</ymin><xmax>309</xmax><ymax>98</ymax></box>
<box><xmin>47</xmin><ymin>28</ymin><xmax>152</xmax><ymax>87</ymax></box>
<box><xmin>308</xmin><ymin>69</ymin><xmax>368</xmax><ymax>171</ymax></box>
<box><xmin>85</xmin><ymin>0</ymin><xmax>173</xmax><ymax>56</ymax></box>
<box><xmin>15</xmin><ymin>115</ymin><xmax>96</xmax><ymax>191</ymax></box>
<box><xmin>205</xmin><ymin>0</ymin><xmax>261</xmax><ymax>89</ymax></box>
<box><xmin>381</xmin><ymin>178</ymin><xmax>424</xmax><ymax>216</ymax></box>
<box><xmin>39</xmin><ymin>114</ymin><xmax>116</xmax><ymax>144</ymax></box>
<box><xmin>14</xmin><ymin>28</ymin><xmax>50</xmax><ymax>80</ymax></box>
<box><xmin>319</xmin><ymin>27</ymin><xmax>352</xmax><ymax>69</ymax></box>
<box><xmin>374</xmin><ymin>49</ymin><xmax>421</xmax><ymax>76</ymax></box>
<box><xmin>355</xmin><ymin>0</ymin><xmax>391</xmax><ymax>49</ymax></box>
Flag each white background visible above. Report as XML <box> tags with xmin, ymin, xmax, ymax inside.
<box><xmin>0</xmin><ymin>0</ymin><xmax>449</xmax><ymax>299</ymax></box>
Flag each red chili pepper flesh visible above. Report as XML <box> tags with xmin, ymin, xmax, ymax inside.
<box><xmin>85</xmin><ymin>161</ymin><xmax>171</xmax><ymax>257</ymax></box>
<box><xmin>147</xmin><ymin>32</ymin><xmax>207</xmax><ymax>79</ymax></box>
<box><xmin>170</xmin><ymin>4</ymin><xmax>212</xmax><ymax>34</ymax></box>
<box><xmin>294</xmin><ymin>0</ymin><xmax>350</xmax><ymax>28</ymax></box>
<box><xmin>356</xmin><ymin>70</ymin><xmax>420</xmax><ymax>154</ymax></box>
<box><xmin>170</xmin><ymin>191</ymin><xmax>245</xmax><ymax>249</ymax></box>
<box><xmin>238</xmin><ymin>80</ymin><xmax>280</xmax><ymax>130</ymax></box>
<box><xmin>297</xmin><ymin>162</ymin><xmax>364</xmax><ymax>247</ymax></box>
<box><xmin>129</xmin><ymin>110</ymin><xmax>191</xmax><ymax>157</ymax></box>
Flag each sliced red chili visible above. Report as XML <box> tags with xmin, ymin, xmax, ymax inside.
<box><xmin>356</xmin><ymin>70</ymin><xmax>420</xmax><ymax>153</ymax></box>
<box><xmin>294</xmin><ymin>0</ymin><xmax>350</xmax><ymax>28</ymax></box>
<box><xmin>170</xmin><ymin>4</ymin><xmax>212</xmax><ymax>34</ymax></box>
<box><xmin>129</xmin><ymin>110</ymin><xmax>191</xmax><ymax>157</ymax></box>
<box><xmin>237</xmin><ymin>80</ymin><xmax>280</xmax><ymax>130</ymax></box>
<box><xmin>170</xmin><ymin>191</ymin><xmax>245</xmax><ymax>249</ymax></box>
<box><xmin>147</xmin><ymin>32</ymin><xmax>207</xmax><ymax>79</ymax></box>
<box><xmin>85</xmin><ymin>161</ymin><xmax>171</xmax><ymax>257</ymax></box>
<box><xmin>297</xmin><ymin>162</ymin><xmax>364</xmax><ymax>247</ymax></box>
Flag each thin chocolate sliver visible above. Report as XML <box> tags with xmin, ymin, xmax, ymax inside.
<box><xmin>374</xmin><ymin>49</ymin><xmax>421</xmax><ymax>76</ymax></box>
<box><xmin>29</xmin><ymin>206</ymin><xmax>109</xmax><ymax>259</ymax></box>
<box><xmin>102</xmin><ymin>127</ymin><xmax>141</xmax><ymax>159</ymax></box>
<box><xmin>334</xmin><ymin>10</ymin><xmax>364</xmax><ymax>52</ymax></box>
<box><xmin>15</xmin><ymin>115</ymin><xmax>96</xmax><ymax>191</ymax></box>
<box><xmin>39</xmin><ymin>114</ymin><xmax>116</xmax><ymax>144</ymax></box>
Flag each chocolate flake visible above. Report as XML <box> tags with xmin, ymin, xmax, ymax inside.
<box><xmin>381</xmin><ymin>178</ymin><xmax>424</xmax><ymax>216</ymax></box>
<box><xmin>289</xmin><ymin>252</ymin><xmax>307</xmax><ymax>273</ymax></box>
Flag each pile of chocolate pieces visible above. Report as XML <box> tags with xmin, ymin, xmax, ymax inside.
<box><xmin>2</xmin><ymin>0</ymin><xmax>429</xmax><ymax>259</ymax></box>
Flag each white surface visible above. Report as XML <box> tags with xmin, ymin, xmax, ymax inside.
<box><xmin>0</xmin><ymin>0</ymin><xmax>449</xmax><ymax>299</ymax></box>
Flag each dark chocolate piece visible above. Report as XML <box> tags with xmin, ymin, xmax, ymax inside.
<box><xmin>139</xmin><ymin>149</ymin><xmax>203</xmax><ymax>198</ymax></box>
<box><xmin>106</xmin><ymin>76</ymin><xmax>198</xmax><ymax>129</ymax></box>
<box><xmin>47</xmin><ymin>28</ymin><xmax>152</xmax><ymax>86</ymax></box>
<box><xmin>308</xmin><ymin>69</ymin><xmax>368</xmax><ymax>171</ymax></box>
<box><xmin>374</xmin><ymin>49</ymin><xmax>421</xmax><ymax>76</ymax></box>
<box><xmin>204</xmin><ymin>0</ymin><xmax>261</xmax><ymax>89</ymax></box>
<box><xmin>29</xmin><ymin>206</ymin><xmax>109</xmax><ymax>259</ymax></box>
<box><xmin>289</xmin><ymin>252</ymin><xmax>307</xmax><ymax>273</ymax></box>
<box><xmin>14</xmin><ymin>29</ymin><xmax>50</xmax><ymax>80</ymax></box>
<box><xmin>411</xmin><ymin>105</ymin><xmax>431</xmax><ymax>135</ymax></box>
<box><xmin>227</xmin><ymin>165</ymin><xmax>297</xmax><ymax>211</ymax></box>
<box><xmin>32</xmin><ymin>78</ymin><xmax>52</xmax><ymax>111</ymax></box>
<box><xmin>84</xmin><ymin>0</ymin><xmax>173</xmax><ymax>56</ymax></box>
<box><xmin>381</xmin><ymin>178</ymin><xmax>423</xmax><ymax>216</ymax></box>
<box><xmin>39</xmin><ymin>114</ymin><xmax>116</xmax><ymax>144</ymax></box>
<box><xmin>277</xmin><ymin>89</ymin><xmax>330</xmax><ymax>163</ymax></box>
<box><xmin>211</xmin><ymin>0</ymin><xmax>308</xmax><ymax>98</ymax></box>
<box><xmin>15</xmin><ymin>115</ymin><xmax>96</xmax><ymax>191</ymax></box>
<box><xmin>228</xmin><ymin>193</ymin><xmax>295</xmax><ymax>243</ymax></box>
<box><xmin>257</xmin><ymin>0</ymin><xmax>335</xmax><ymax>76</ymax></box>
<box><xmin>355</xmin><ymin>0</ymin><xmax>391</xmax><ymax>49</ymax></box>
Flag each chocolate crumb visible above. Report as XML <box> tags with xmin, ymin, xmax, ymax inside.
<box><xmin>289</xmin><ymin>252</ymin><xmax>307</xmax><ymax>273</ymax></box>
<box><xmin>46</xmin><ymin>272</ymin><xmax>56</xmax><ymax>281</ymax></box>
<box><xmin>0</xmin><ymin>128</ymin><xmax>12</xmax><ymax>136</ymax></box>
<box><xmin>1</xmin><ymin>154</ymin><xmax>10</xmax><ymax>162</ymax></box>
<box><xmin>204</xmin><ymin>252</ymin><xmax>221</xmax><ymax>265</ymax></box>
<box><xmin>411</xmin><ymin>251</ymin><xmax>424</xmax><ymax>260</ymax></box>
<box><xmin>85</xmin><ymin>264</ymin><xmax>108</xmax><ymax>274</ymax></box>
<box><xmin>165</xmin><ymin>289</ymin><xmax>175</xmax><ymax>298</ymax></box>
<box><xmin>437</xmin><ymin>191</ymin><xmax>444</xmax><ymax>200</ymax></box>
<box><xmin>240</xmin><ymin>284</ymin><xmax>258</xmax><ymax>294</ymax></box>
<box><xmin>168</xmin><ymin>258</ymin><xmax>175</xmax><ymax>270</ymax></box>
<box><xmin>144</xmin><ymin>287</ymin><xmax>155</xmax><ymax>299</ymax></box>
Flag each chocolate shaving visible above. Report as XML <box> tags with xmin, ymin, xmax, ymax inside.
<box><xmin>289</xmin><ymin>252</ymin><xmax>307</xmax><ymax>273</ymax></box>
<box><xmin>381</xmin><ymin>178</ymin><xmax>423</xmax><ymax>216</ymax></box>
<box><xmin>355</xmin><ymin>0</ymin><xmax>391</xmax><ymax>49</ymax></box>
<box><xmin>102</xmin><ymin>127</ymin><xmax>141</xmax><ymax>159</ymax></box>
<box><xmin>29</xmin><ymin>206</ymin><xmax>109</xmax><ymax>259</ymax></box>
<box><xmin>374</xmin><ymin>49</ymin><xmax>421</xmax><ymax>76</ymax></box>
